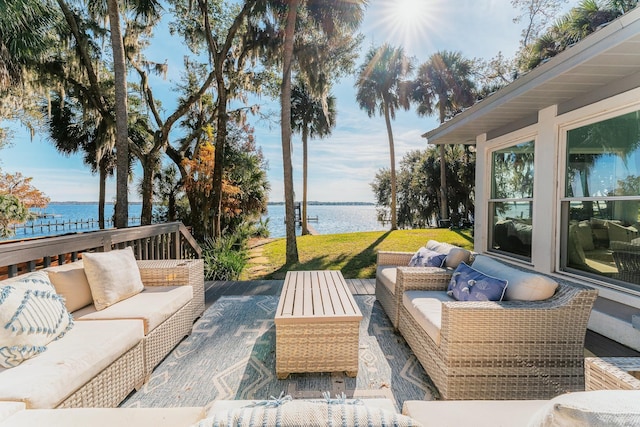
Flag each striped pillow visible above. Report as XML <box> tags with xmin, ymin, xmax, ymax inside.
<box><xmin>0</xmin><ymin>272</ymin><xmax>74</xmax><ymax>368</ymax></box>
<box><xmin>196</xmin><ymin>399</ymin><xmax>420</xmax><ymax>427</ymax></box>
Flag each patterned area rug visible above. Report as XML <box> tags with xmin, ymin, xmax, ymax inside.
<box><xmin>122</xmin><ymin>295</ymin><xmax>437</xmax><ymax>410</ymax></box>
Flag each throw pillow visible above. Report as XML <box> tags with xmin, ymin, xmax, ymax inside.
<box><xmin>45</xmin><ymin>260</ymin><xmax>93</xmax><ymax>312</ymax></box>
<box><xmin>527</xmin><ymin>390</ymin><xmax>640</xmax><ymax>427</ymax></box>
<box><xmin>444</xmin><ymin>247</ymin><xmax>472</xmax><ymax>269</ymax></box>
<box><xmin>82</xmin><ymin>247</ymin><xmax>144</xmax><ymax>311</ymax></box>
<box><xmin>408</xmin><ymin>247</ymin><xmax>447</xmax><ymax>268</ymax></box>
<box><xmin>197</xmin><ymin>398</ymin><xmax>420</xmax><ymax>427</ymax></box>
<box><xmin>447</xmin><ymin>262</ymin><xmax>508</xmax><ymax>302</ymax></box>
<box><xmin>0</xmin><ymin>271</ymin><xmax>74</xmax><ymax>368</ymax></box>
<box><xmin>471</xmin><ymin>255</ymin><xmax>558</xmax><ymax>301</ymax></box>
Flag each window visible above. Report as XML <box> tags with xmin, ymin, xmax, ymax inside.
<box><xmin>561</xmin><ymin>110</ymin><xmax>640</xmax><ymax>292</ymax></box>
<box><xmin>488</xmin><ymin>140</ymin><xmax>534</xmax><ymax>259</ymax></box>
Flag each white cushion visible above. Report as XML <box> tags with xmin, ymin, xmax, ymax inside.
<box><xmin>403</xmin><ymin>399</ymin><xmax>547</xmax><ymax>427</ymax></box>
<box><xmin>402</xmin><ymin>291</ymin><xmax>455</xmax><ymax>345</ymax></box>
<box><xmin>528</xmin><ymin>390</ymin><xmax>640</xmax><ymax>426</ymax></box>
<box><xmin>471</xmin><ymin>255</ymin><xmax>558</xmax><ymax>301</ymax></box>
<box><xmin>0</xmin><ymin>272</ymin><xmax>74</xmax><ymax>368</ymax></box>
<box><xmin>576</xmin><ymin>221</ymin><xmax>595</xmax><ymax>251</ymax></box>
<box><xmin>426</xmin><ymin>240</ymin><xmax>457</xmax><ymax>255</ymax></box>
<box><xmin>0</xmin><ymin>407</ymin><xmax>204</xmax><ymax>427</ymax></box>
<box><xmin>376</xmin><ymin>266</ymin><xmax>397</xmax><ymax>294</ymax></box>
<box><xmin>0</xmin><ymin>402</ymin><xmax>25</xmax><ymax>423</ymax></box>
<box><xmin>82</xmin><ymin>247</ymin><xmax>144</xmax><ymax>311</ymax></box>
<box><xmin>74</xmin><ymin>286</ymin><xmax>192</xmax><ymax>335</ymax></box>
<box><xmin>425</xmin><ymin>240</ymin><xmax>471</xmax><ymax>268</ymax></box>
<box><xmin>0</xmin><ymin>319</ymin><xmax>143</xmax><ymax>408</ymax></box>
<box><xmin>45</xmin><ymin>260</ymin><xmax>93</xmax><ymax>312</ymax></box>
<box><xmin>607</xmin><ymin>222</ymin><xmax>639</xmax><ymax>244</ymax></box>
<box><xmin>444</xmin><ymin>247</ymin><xmax>471</xmax><ymax>269</ymax></box>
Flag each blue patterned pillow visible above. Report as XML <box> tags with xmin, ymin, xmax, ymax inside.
<box><xmin>408</xmin><ymin>247</ymin><xmax>447</xmax><ymax>268</ymax></box>
<box><xmin>0</xmin><ymin>271</ymin><xmax>74</xmax><ymax>368</ymax></box>
<box><xmin>447</xmin><ymin>262</ymin><xmax>508</xmax><ymax>302</ymax></box>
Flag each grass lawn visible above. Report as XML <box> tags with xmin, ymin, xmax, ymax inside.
<box><xmin>242</xmin><ymin>228</ymin><xmax>474</xmax><ymax>280</ymax></box>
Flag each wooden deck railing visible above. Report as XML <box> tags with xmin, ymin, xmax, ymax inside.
<box><xmin>0</xmin><ymin>222</ymin><xmax>202</xmax><ymax>279</ymax></box>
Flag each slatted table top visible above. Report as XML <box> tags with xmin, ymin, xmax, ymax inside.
<box><xmin>275</xmin><ymin>270</ymin><xmax>363</xmax><ymax>324</ymax></box>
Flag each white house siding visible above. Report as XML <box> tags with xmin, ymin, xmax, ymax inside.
<box><xmin>475</xmin><ymin>89</ymin><xmax>640</xmax><ymax>351</ymax></box>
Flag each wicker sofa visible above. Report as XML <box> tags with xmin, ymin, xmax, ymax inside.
<box><xmin>375</xmin><ymin>240</ymin><xmax>472</xmax><ymax>328</ymax></box>
<box><xmin>0</xmin><ymin>255</ymin><xmax>204</xmax><ymax>409</ymax></box>
<box><xmin>393</xmin><ymin>254</ymin><xmax>598</xmax><ymax>400</ymax></box>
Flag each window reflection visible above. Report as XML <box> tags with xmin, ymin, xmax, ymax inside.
<box><xmin>490</xmin><ymin>201</ymin><xmax>533</xmax><ymax>258</ymax></box>
<box><xmin>566</xmin><ymin>110</ymin><xmax>640</xmax><ymax>198</ymax></box>
<box><xmin>490</xmin><ymin>141</ymin><xmax>535</xmax><ymax>259</ymax></box>
<box><xmin>564</xmin><ymin>200</ymin><xmax>640</xmax><ymax>290</ymax></box>
<box><xmin>563</xmin><ymin>110</ymin><xmax>640</xmax><ymax>291</ymax></box>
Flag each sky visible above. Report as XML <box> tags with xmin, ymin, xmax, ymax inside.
<box><xmin>0</xmin><ymin>0</ymin><xmax>537</xmax><ymax>203</ymax></box>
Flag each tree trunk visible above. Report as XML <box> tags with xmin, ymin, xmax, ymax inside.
<box><xmin>383</xmin><ymin>101</ymin><xmax>397</xmax><ymax>230</ymax></box>
<box><xmin>168</xmin><ymin>193</ymin><xmax>176</xmax><ymax>222</ymax></box>
<box><xmin>99</xmin><ymin>158</ymin><xmax>107</xmax><ymax>229</ymax></box>
<box><xmin>438</xmin><ymin>103</ymin><xmax>448</xmax><ymax>225</ymax></box>
<box><xmin>211</xmin><ymin>88</ymin><xmax>227</xmax><ymax>239</ymax></box>
<box><xmin>140</xmin><ymin>154</ymin><xmax>158</xmax><ymax>226</ymax></box>
<box><xmin>439</xmin><ymin>143</ymin><xmax>448</xmax><ymax>224</ymax></box>
<box><xmin>107</xmin><ymin>0</ymin><xmax>129</xmax><ymax>229</ymax></box>
<box><xmin>301</xmin><ymin>126</ymin><xmax>309</xmax><ymax>235</ymax></box>
<box><xmin>281</xmin><ymin>0</ymin><xmax>300</xmax><ymax>264</ymax></box>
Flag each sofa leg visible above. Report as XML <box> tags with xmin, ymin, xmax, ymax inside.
<box><xmin>136</xmin><ymin>375</ymin><xmax>150</xmax><ymax>390</ymax></box>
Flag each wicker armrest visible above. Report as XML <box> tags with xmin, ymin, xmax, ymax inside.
<box><xmin>396</xmin><ymin>266</ymin><xmax>452</xmax><ymax>292</ymax></box>
<box><xmin>377</xmin><ymin>251</ymin><xmax>414</xmax><ymax>266</ymax></box>
<box><xmin>440</xmin><ymin>283</ymin><xmax>598</xmax><ymax>343</ymax></box>
<box><xmin>136</xmin><ymin>260</ymin><xmax>197</xmax><ymax>287</ymax></box>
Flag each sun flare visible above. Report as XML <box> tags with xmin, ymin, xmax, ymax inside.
<box><xmin>378</xmin><ymin>0</ymin><xmax>439</xmax><ymax>54</ymax></box>
<box><xmin>392</xmin><ymin>0</ymin><xmax>429</xmax><ymax>25</ymax></box>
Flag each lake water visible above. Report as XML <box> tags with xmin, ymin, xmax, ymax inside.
<box><xmin>4</xmin><ymin>203</ymin><xmax>387</xmax><ymax>240</ymax></box>
<box><xmin>263</xmin><ymin>204</ymin><xmax>387</xmax><ymax>237</ymax></box>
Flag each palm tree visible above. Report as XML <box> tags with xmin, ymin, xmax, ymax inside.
<box><xmin>264</xmin><ymin>0</ymin><xmax>365</xmax><ymax>263</ymax></box>
<box><xmin>104</xmin><ymin>0</ymin><xmax>130</xmax><ymax>229</ymax></box>
<box><xmin>45</xmin><ymin>94</ymin><xmax>116</xmax><ymax>229</ymax></box>
<box><xmin>291</xmin><ymin>80</ymin><xmax>336</xmax><ymax>235</ymax></box>
<box><xmin>355</xmin><ymin>43</ymin><xmax>413</xmax><ymax>230</ymax></box>
<box><xmin>412</xmin><ymin>50</ymin><xmax>475</xmax><ymax>225</ymax></box>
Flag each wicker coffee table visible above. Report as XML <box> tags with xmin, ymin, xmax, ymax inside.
<box><xmin>275</xmin><ymin>270</ymin><xmax>363</xmax><ymax>379</ymax></box>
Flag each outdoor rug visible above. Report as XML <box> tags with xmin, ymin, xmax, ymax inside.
<box><xmin>122</xmin><ymin>295</ymin><xmax>437</xmax><ymax>410</ymax></box>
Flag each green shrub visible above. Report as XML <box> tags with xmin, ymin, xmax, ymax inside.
<box><xmin>201</xmin><ymin>230</ymin><xmax>249</xmax><ymax>281</ymax></box>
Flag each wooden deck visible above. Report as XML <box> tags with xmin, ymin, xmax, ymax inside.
<box><xmin>204</xmin><ymin>279</ymin><xmax>640</xmax><ymax>358</ymax></box>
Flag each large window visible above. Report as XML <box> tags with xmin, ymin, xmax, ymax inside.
<box><xmin>489</xmin><ymin>140</ymin><xmax>534</xmax><ymax>259</ymax></box>
<box><xmin>561</xmin><ymin>110</ymin><xmax>640</xmax><ymax>292</ymax></box>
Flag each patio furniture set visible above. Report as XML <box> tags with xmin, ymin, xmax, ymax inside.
<box><xmin>0</xmin><ymin>232</ymin><xmax>638</xmax><ymax>426</ymax></box>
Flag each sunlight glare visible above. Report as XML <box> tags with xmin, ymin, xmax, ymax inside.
<box><xmin>393</xmin><ymin>0</ymin><xmax>428</xmax><ymax>24</ymax></box>
<box><xmin>377</xmin><ymin>0</ymin><xmax>441</xmax><ymax>56</ymax></box>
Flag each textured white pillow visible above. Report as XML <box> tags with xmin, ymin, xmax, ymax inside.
<box><xmin>82</xmin><ymin>247</ymin><xmax>144</xmax><ymax>311</ymax></box>
<box><xmin>444</xmin><ymin>247</ymin><xmax>472</xmax><ymax>269</ymax></box>
<box><xmin>471</xmin><ymin>255</ymin><xmax>558</xmax><ymax>301</ymax></box>
<box><xmin>197</xmin><ymin>400</ymin><xmax>418</xmax><ymax>427</ymax></box>
<box><xmin>0</xmin><ymin>271</ymin><xmax>74</xmax><ymax>368</ymax></box>
<box><xmin>527</xmin><ymin>390</ymin><xmax>640</xmax><ymax>427</ymax></box>
<box><xmin>426</xmin><ymin>239</ymin><xmax>456</xmax><ymax>254</ymax></box>
<box><xmin>425</xmin><ymin>240</ymin><xmax>471</xmax><ymax>269</ymax></box>
<box><xmin>45</xmin><ymin>260</ymin><xmax>93</xmax><ymax>312</ymax></box>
